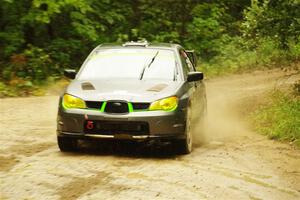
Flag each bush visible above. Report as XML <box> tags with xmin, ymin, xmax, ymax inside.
<box><xmin>0</xmin><ymin>79</ymin><xmax>32</xmax><ymax>97</ymax></box>
<box><xmin>251</xmin><ymin>90</ymin><xmax>300</xmax><ymax>147</ymax></box>
<box><xmin>1</xmin><ymin>45</ymin><xmax>61</xmax><ymax>83</ymax></box>
<box><xmin>200</xmin><ymin>36</ymin><xmax>293</xmax><ymax>77</ymax></box>
<box><xmin>0</xmin><ymin>45</ymin><xmax>61</xmax><ymax>97</ymax></box>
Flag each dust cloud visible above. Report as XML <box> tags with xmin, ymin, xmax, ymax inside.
<box><xmin>192</xmin><ymin>68</ymin><xmax>300</xmax><ymax>145</ymax></box>
<box><xmin>192</xmin><ymin>80</ymin><xmax>254</xmax><ymax>146</ymax></box>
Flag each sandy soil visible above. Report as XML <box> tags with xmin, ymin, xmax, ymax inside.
<box><xmin>0</xmin><ymin>68</ymin><xmax>299</xmax><ymax>200</ymax></box>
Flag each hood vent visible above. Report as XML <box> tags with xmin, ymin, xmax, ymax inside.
<box><xmin>81</xmin><ymin>82</ymin><xmax>95</xmax><ymax>90</ymax></box>
<box><xmin>147</xmin><ymin>84</ymin><xmax>168</xmax><ymax>92</ymax></box>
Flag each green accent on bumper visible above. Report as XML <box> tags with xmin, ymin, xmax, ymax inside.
<box><xmin>128</xmin><ymin>102</ymin><xmax>134</xmax><ymax>112</ymax></box>
<box><xmin>100</xmin><ymin>102</ymin><xmax>107</xmax><ymax>112</ymax></box>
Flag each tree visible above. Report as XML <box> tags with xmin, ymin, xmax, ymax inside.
<box><xmin>242</xmin><ymin>0</ymin><xmax>300</xmax><ymax>49</ymax></box>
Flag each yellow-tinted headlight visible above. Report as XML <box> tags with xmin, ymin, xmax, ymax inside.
<box><xmin>149</xmin><ymin>96</ymin><xmax>178</xmax><ymax>111</ymax></box>
<box><xmin>62</xmin><ymin>94</ymin><xmax>86</xmax><ymax>109</ymax></box>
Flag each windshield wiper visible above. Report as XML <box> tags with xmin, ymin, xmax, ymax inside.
<box><xmin>139</xmin><ymin>51</ymin><xmax>159</xmax><ymax>80</ymax></box>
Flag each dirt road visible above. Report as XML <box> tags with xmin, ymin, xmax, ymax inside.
<box><xmin>1</xmin><ymin>69</ymin><xmax>299</xmax><ymax>200</ymax></box>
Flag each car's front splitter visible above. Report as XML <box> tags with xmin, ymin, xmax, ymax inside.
<box><xmin>57</xmin><ymin>131</ymin><xmax>185</xmax><ymax>141</ymax></box>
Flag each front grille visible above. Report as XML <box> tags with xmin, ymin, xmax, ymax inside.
<box><xmin>86</xmin><ymin>101</ymin><xmax>103</xmax><ymax>109</ymax></box>
<box><xmin>84</xmin><ymin>101</ymin><xmax>150</xmax><ymax>111</ymax></box>
<box><xmin>84</xmin><ymin>120</ymin><xmax>149</xmax><ymax>135</ymax></box>
<box><xmin>105</xmin><ymin>101</ymin><xmax>129</xmax><ymax>114</ymax></box>
<box><xmin>132</xmin><ymin>103</ymin><xmax>150</xmax><ymax>110</ymax></box>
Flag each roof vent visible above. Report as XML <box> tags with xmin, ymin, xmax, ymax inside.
<box><xmin>123</xmin><ymin>40</ymin><xmax>149</xmax><ymax>47</ymax></box>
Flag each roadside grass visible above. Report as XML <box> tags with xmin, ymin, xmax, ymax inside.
<box><xmin>0</xmin><ymin>78</ymin><xmax>69</xmax><ymax>97</ymax></box>
<box><xmin>250</xmin><ymin>89</ymin><xmax>300</xmax><ymax>147</ymax></box>
<box><xmin>0</xmin><ymin>81</ymin><xmax>45</xmax><ymax>97</ymax></box>
<box><xmin>199</xmin><ymin>37</ymin><xmax>300</xmax><ymax>78</ymax></box>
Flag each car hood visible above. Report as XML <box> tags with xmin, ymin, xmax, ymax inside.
<box><xmin>65</xmin><ymin>79</ymin><xmax>183</xmax><ymax>102</ymax></box>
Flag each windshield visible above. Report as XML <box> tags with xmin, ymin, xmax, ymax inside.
<box><xmin>77</xmin><ymin>48</ymin><xmax>177</xmax><ymax>81</ymax></box>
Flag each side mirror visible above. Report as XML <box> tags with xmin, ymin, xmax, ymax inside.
<box><xmin>186</xmin><ymin>50</ymin><xmax>197</xmax><ymax>68</ymax></box>
<box><xmin>187</xmin><ymin>72</ymin><xmax>203</xmax><ymax>82</ymax></box>
<box><xmin>64</xmin><ymin>69</ymin><xmax>77</xmax><ymax>79</ymax></box>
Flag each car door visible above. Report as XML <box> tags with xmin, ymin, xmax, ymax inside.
<box><xmin>178</xmin><ymin>49</ymin><xmax>197</xmax><ymax>120</ymax></box>
<box><xmin>189</xmin><ymin>55</ymin><xmax>206</xmax><ymax>120</ymax></box>
<box><xmin>180</xmin><ymin>49</ymin><xmax>206</xmax><ymax>122</ymax></box>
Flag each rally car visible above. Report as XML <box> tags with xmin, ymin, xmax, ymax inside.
<box><xmin>57</xmin><ymin>41</ymin><xmax>206</xmax><ymax>154</ymax></box>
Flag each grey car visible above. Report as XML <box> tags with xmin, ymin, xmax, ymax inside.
<box><xmin>57</xmin><ymin>41</ymin><xmax>207</xmax><ymax>154</ymax></box>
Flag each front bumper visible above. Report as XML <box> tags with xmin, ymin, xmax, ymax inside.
<box><xmin>57</xmin><ymin>107</ymin><xmax>187</xmax><ymax>141</ymax></box>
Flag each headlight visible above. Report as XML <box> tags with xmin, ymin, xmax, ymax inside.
<box><xmin>62</xmin><ymin>94</ymin><xmax>86</xmax><ymax>109</ymax></box>
<box><xmin>149</xmin><ymin>96</ymin><xmax>178</xmax><ymax>111</ymax></box>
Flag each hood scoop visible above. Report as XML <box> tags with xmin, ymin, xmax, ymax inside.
<box><xmin>81</xmin><ymin>82</ymin><xmax>95</xmax><ymax>90</ymax></box>
<box><xmin>147</xmin><ymin>83</ymin><xmax>168</xmax><ymax>92</ymax></box>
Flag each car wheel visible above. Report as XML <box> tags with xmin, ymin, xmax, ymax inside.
<box><xmin>174</xmin><ymin>108</ymin><xmax>193</xmax><ymax>154</ymax></box>
<box><xmin>57</xmin><ymin>137</ymin><xmax>78</xmax><ymax>152</ymax></box>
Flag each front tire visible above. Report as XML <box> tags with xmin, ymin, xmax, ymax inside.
<box><xmin>174</xmin><ymin>108</ymin><xmax>193</xmax><ymax>154</ymax></box>
<box><xmin>57</xmin><ymin>137</ymin><xmax>78</xmax><ymax>152</ymax></box>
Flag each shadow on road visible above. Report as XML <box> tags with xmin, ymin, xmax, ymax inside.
<box><xmin>64</xmin><ymin>140</ymin><xmax>184</xmax><ymax>159</ymax></box>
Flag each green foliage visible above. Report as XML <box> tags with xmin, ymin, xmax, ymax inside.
<box><xmin>200</xmin><ymin>37</ymin><xmax>289</xmax><ymax>76</ymax></box>
<box><xmin>186</xmin><ymin>3</ymin><xmax>225</xmax><ymax>59</ymax></box>
<box><xmin>0</xmin><ymin>0</ymin><xmax>299</xmax><ymax>91</ymax></box>
<box><xmin>2</xmin><ymin>45</ymin><xmax>53</xmax><ymax>82</ymax></box>
<box><xmin>242</xmin><ymin>0</ymin><xmax>300</xmax><ymax>49</ymax></box>
<box><xmin>251</xmin><ymin>91</ymin><xmax>300</xmax><ymax>147</ymax></box>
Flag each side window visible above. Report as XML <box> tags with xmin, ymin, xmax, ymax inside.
<box><xmin>186</xmin><ymin>56</ymin><xmax>196</xmax><ymax>72</ymax></box>
<box><xmin>179</xmin><ymin>49</ymin><xmax>195</xmax><ymax>78</ymax></box>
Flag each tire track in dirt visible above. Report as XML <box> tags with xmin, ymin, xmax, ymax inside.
<box><xmin>57</xmin><ymin>171</ymin><xmax>125</xmax><ymax>200</ymax></box>
<box><xmin>0</xmin><ymin>142</ymin><xmax>55</xmax><ymax>172</ymax></box>
<box><xmin>0</xmin><ymin>155</ymin><xmax>19</xmax><ymax>172</ymax></box>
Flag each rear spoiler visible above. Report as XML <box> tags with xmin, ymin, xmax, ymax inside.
<box><xmin>186</xmin><ymin>50</ymin><xmax>197</xmax><ymax>68</ymax></box>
